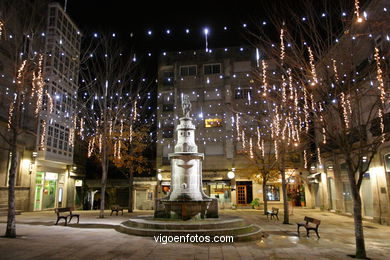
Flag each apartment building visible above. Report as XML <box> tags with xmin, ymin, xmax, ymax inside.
<box><xmin>156</xmin><ymin>47</ymin><xmax>298</xmax><ymax>208</ymax></box>
<box><xmin>0</xmin><ymin>2</ymin><xmax>82</xmax><ymax>212</ymax></box>
<box><xmin>307</xmin><ymin>0</ymin><xmax>390</xmax><ymax>224</ymax></box>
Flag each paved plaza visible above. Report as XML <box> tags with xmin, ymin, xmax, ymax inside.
<box><xmin>1</xmin><ymin>208</ymin><xmax>389</xmax><ymax>260</ymax></box>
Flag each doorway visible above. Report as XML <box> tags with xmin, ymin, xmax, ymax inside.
<box><xmin>42</xmin><ymin>172</ymin><xmax>58</xmax><ymax>209</ymax></box>
<box><xmin>237</xmin><ymin>185</ymin><xmax>247</xmax><ymax>205</ymax></box>
<box><xmin>327</xmin><ymin>177</ymin><xmax>336</xmax><ymax>210</ymax></box>
<box><xmin>236</xmin><ymin>181</ymin><xmax>253</xmax><ymax>205</ymax></box>
<box><xmin>361</xmin><ymin>174</ymin><xmax>373</xmax><ymax>217</ymax></box>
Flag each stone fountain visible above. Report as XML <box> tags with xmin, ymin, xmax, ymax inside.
<box><xmin>155</xmin><ymin>94</ymin><xmax>218</xmax><ymax>220</ymax></box>
<box><xmin>116</xmin><ymin>95</ymin><xmax>263</xmax><ymax>241</ymax></box>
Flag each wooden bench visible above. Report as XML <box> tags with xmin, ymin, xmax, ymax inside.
<box><xmin>297</xmin><ymin>216</ymin><xmax>321</xmax><ymax>238</ymax></box>
<box><xmin>110</xmin><ymin>205</ymin><xmax>124</xmax><ymax>216</ymax></box>
<box><xmin>54</xmin><ymin>207</ymin><xmax>80</xmax><ymax>225</ymax></box>
<box><xmin>265</xmin><ymin>207</ymin><xmax>279</xmax><ymax>220</ymax></box>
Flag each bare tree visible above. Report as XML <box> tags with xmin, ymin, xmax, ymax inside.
<box><xmin>0</xmin><ymin>0</ymin><xmax>49</xmax><ymax>238</ymax></box>
<box><xmin>250</xmin><ymin>0</ymin><xmax>390</xmax><ymax>257</ymax></box>
<box><xmin>79</xmin><ymin>35</ymin><xmax>151</xmax><ymax>218</ymax></box>
<box><xmin>111</xmin><ymin>125</ymin><xmax>152</xmax><ymax>212</ymax></box>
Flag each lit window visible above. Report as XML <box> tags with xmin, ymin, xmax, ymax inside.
<box><xmin>180</xmin><ymin>65</ymin><xmax>197</xmax><ymax>76</ymax></box>
<box><xmin>266</xmin><ymin>185</ymin><xmax>280</xmax><ymax>201</ymax></box>
<box><xmin>234</xmin><ymin>88</ymin><xmax>252</xmax><ymax>99</ymax></box>
<box><xmin>385</xmin><ymin>154</ymin><xmax>390</xmax><ymax>172</ymax></box>
<box><xmin>204</xmin><ymin>64</ymin><xmax>221</xmax><ymax>75</ymax></box>
<box><xmin>205</xmin><ymin>118</ymin><xmax>223</xmax><ymax>128</ymax></box>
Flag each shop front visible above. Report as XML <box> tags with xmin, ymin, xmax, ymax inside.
<box><xmin>34</xmin><ymin>172</ymin><xmax>63</xmax><ymax>210</ymax></box>
<box><xmin>203</xmin><ymin>180</ymin><xmax>232</xmax><ymax>208</ymax></box>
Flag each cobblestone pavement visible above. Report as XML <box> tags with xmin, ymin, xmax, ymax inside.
<box><xmin>1</xmin><ymin>208</ymin><xmax>389</xmax><ymax>260</ymax></box>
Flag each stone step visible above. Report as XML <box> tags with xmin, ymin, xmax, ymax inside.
<box><xmin>124</xmin><ymin>216</ymin><xmax>246</xmax><ymax>230</ymax></box>
<box><xmin>116</xmin><ymin>216</ymin><xmax>264</xmax><ymax>242</ymax></box>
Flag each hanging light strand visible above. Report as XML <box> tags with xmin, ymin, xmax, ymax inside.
<box><xmin>262</xmin><ymin>60</ymin><xmax>268</xmax><ymax>96</ymax></box>
<box><xmin>307</xmin><ymin>46</ymin><xmax>318</xmax><ymax>85</ymax></box>
<box><xmin>374</xmin><ymin>47</ymin><xmax>385</xmax><ymax>140</ymax></box>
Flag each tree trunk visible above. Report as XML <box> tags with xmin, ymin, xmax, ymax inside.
<box><xmin>128</xmin><ymin>171</ymin><xmax>134</xmax><ymax>213</ymax></box>
<box><xmin>5</xmin><ymin>135</ymin><xmax>18</xmax><ymax>238</ymax></box>
<box><xmin>281</xmin><ymin>168</ymin><xmax>289</xmax><ymax>224</ymax></box>
<box><xmin>99</xmin><ymin>142</ymin><xmax>108</xmax><ymax>218</ymax></box>
<box><xmin>262</xmin><ymin>179</ymin><xmax>268</xmax><ymax>215</ymax></box>
<box><xmin>280</xmin><ymin>152</ymin><xmax>289</xmax><ymax>224</ymax></box>
<box><xmin>348</xmin><ymin>170</ymin><xmax>367</xmax><ymax>259</ymax></box>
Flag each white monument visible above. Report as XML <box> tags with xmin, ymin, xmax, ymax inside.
<box><xmin>155</xmin><ymin>95</ymin><xmax>218</xmax><ymax>220</ymax></box>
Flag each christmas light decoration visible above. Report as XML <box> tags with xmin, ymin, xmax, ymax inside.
<box><xmin>262</xmin><ymin>60</ymin><xmax>268</xmax><ymax>96</ymax></box>
<box><xmin>340</xmin><ymin>92</ymin><xmax>350</xmax><ymax>129</ymax></box>
<box><xmin>242</xmin><ymin>130</ymin><xmax>246</xmax><ymax>149</ymax></box>
<box><xmin>307</xmin><ymin>46</ymin><xmax>318</xmax><ymax>85</ymax></box>
<box><xmin>317</xmin><ymin>147</ymin><xmax>322</xmax><ymax>166</ymax></box>
<box><xmin>40</xmin><ymin>120</ymin><xmax>46</xmax><ymax>150</ymax></box>
<box><xmin>249</xmin><ymin>138</ymin><xmax>254</xmax><ymax>159</ymax></box>
<box><xmin>80</xmin><ymin>118</ymin><xmax>84</xmax><ymax>139</ymax></box>
<box><xmin>7</xmin><ymin>94</ymin><xmax>16</xmax><ymax>129</ymax></box>
<box><xmin>332</xmin><ymin>59</ymin><xmax>339</xmax><ymax>82</ymax></box>
<box><xmin>280</xmin><ymin>28</ymin><xmax>285</xmax><ymax>64</ymax></box>
<box><xmin>374</xmin><ymin>47</ymin><xmax>386</xmax><ymax>142</ymax></box>
<box><xmin>0</xmin><ymin>20</ymin><xmax>4</xmax><ymax>37</ymax></box>
<box><xmin>355</xmin><ymin>0</ymin><xmax>363</xmax><ymax>22</ymax></box>
<box><xmin>236</xmin><ymin>113</ymin><xmax>240</xmax><ymax>140</ymax></box>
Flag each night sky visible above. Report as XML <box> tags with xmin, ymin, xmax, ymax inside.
<box><xmin>65</xmin><ymin>0</ymin><xmax>270</xmax><ymax>53</ymax></box>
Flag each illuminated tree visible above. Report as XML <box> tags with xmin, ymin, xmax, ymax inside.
<box><xmin>0</xmin><ymin>0</ymin><xmax>49</xmax><ymax>238</ymax></box>
<box><xmin>111</xmin><ymin>125</ymin><xmax>151</xmax><ymax>212</ymax></box>
<box><xmin>250</xmin><ymin>0</ymin><xmax>390</xmax><ymax>258</ymax></box>
<box><xmin>79</xmin><ymin>35</ymin><xmax>152</xmax><ymax>218</ymax></box>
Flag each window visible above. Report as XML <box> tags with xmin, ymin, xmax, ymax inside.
<box><xmin>385</xmin><ymin>154</ymin><xmax>390</xmax><ymax>172</ymax></box>
<box><xmin>180</xmin><ymin>65</ymin><xmax>197</xmax><ymax>76</ymax></box>
<box><xmin>234</xmin><ymin>88</ymin><xmax>252</xmax><ymax>99</ymax></box>
<box><xmin>266</xmin><ymin>185</ymin><xmax>280</xmax><ymax>201</ymax></box>
<box><xmin>204</xmin><ymin>64</ymin><xmax>221</xmax><ymax>75</ymax></box>
<box><xmin>205</xmin><ymin>118</ymin><xmax>223</xmax><ymax>128</ymax></box>
<box><xmin>162</xmin><ymin>71</ymin><xmax>174</xmax><ymax>85</ymax></box>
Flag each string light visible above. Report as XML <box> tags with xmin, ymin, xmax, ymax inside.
<box><xmin>332</xmin><ymin>59</ymin><xmax>339</xmax><ymax>82</ymax></box>
<box><xmin>280</xmin><ymin>28</ymin><xmax>285</xmax><ymax>64</ymax></box>
<box><xmin>80</xmin><ymin>118</ymin><xmax>84</xmax><ymax>139</ymax></box>
<box><xmin>249</xmin><ymin>138</ymin><xmax>254</xmax><ymax>159</ymax></box>
<box><xmin>340</xmin><ymin>92</ymin><xmax>350</xmax><ymax>129</ymax></box>
<box><xmin>307</xmin><ymin>46</ymin><xmax>318</xmax><ymax>85</ymax></box>
<box><xmin>242</xmin><ymin>130</ymin><xmax>246</xmax><ymax>149</ymax></box>
<box><xmin>355</xmin><ymin>0</ymin><xmax>363</xmax><ymax>23</ymax></box>
<box><xmin>374</xmin><ymin>47</ymin><xmax>385</xmax><ymax>141</ymax></box>
<box><xmin>40</xmin><ymin>120</ymin><xmax>46</xmax><ymax>150</ymax></box>
<box><xmin>317</xmin><ymin>147</ymin><xmax>322</xmax><ymax>166</ymax></box>
<box><xmin>236</xmin><ymin>113</ymin><xmax>240</xmax><ymax>140</ymax></box>
<box><xmin>262</xmin><ymin>60</ymin><xmax>268</xmax><ymax>96</ymax></box>
<box><xmin>0</xmin><ymin>20</ymin><xmax>4</xmax><ymax>37</ymax></box>
<box><xmin>7</xmin><ymin>94</ymin><xmax>16</xmax><ymax>129</ymax></box>
<box><xmin>118</xmin><ymin>119</ymin><xmax>124</xmax><ymax>159</ymax></box>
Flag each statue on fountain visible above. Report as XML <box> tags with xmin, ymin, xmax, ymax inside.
<box><xmin>182</xmin><ymin>94</ymin><xmax>191</xmax><ymax>118</ymax></box>
<box><xmin>154</xmin><ymin>94</ymin><xmax>219</xmax><ymax>220</ymax></box>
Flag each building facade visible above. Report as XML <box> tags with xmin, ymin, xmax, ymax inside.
<box><xmin>156</xmin><ymin>47</ymin><xmax>295</xmax><ymax>209</ymax></box>
<box><xmin>0</xmin><ymin>2</ymin><xmax>82</xmax><ymax>213</ymax></box>
<box><xmin>306</xmin><ymin>0</ymin><xmax>390</xmax><ymax>225</ymax></box>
